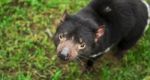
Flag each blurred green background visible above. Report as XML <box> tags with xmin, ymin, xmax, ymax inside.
<box><xmin>0</xmin><ymin>0</ymin><xmax>150</xmax><ymax>80</ymax></box>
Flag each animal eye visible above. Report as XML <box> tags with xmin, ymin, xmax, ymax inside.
<box><xmin>59</xmin><ymin>33</ymin><xmax>65</xmax><ymax>40</ymax></box>
<box><xmin>79</xmin><ymin>43</ymin><xmax>86</xmax><ymax>49</ymax></box>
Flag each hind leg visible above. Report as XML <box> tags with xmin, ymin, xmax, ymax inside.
<box><xmin>114</xmin><ymin>35</ymin><xmax>142</xmax><ymax>59</ymax></box>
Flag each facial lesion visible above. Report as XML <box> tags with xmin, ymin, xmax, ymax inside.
<box><xmin>56</xmin><ymin>32</ymin><xmax>88</xmax><ymax>60</ymax></box>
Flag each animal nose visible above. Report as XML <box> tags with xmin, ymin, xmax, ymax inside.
<box><xmin>58</xmin><ymin>53</ymin><xmax>69</xmax><ymax>61</ymax></box>
<box><xmin>58</xmin><ymin>48</ymin><xmax>69</xmax><ymax>61</ymax></box>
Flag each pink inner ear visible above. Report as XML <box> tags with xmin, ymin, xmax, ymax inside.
<box><xmin>95</xmin><ymin>25</ymin><xmax>105</xmax><ymax>42</ymax></box>
<box><xmin>61</xmin><ymin>14</ymin><xmax>66</xmax><ymax>22</ymax></box>
<box><xmin>61</xmin><ymin>10</ymin><xmax>68</xmax><ymax>22</ymax></box>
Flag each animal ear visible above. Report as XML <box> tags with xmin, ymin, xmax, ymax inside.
<box><xmin>95</xmin><ymin>25</ymin><xmax>105</xmax><ymax>42</ymax></box>
<box><xmin>60</xmin><ymin>10</ymin><xmax>69</xmax><ymax>22</ymax></box>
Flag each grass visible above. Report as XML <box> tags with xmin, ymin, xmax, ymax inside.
<box><xmin>0</xmin><ymin>0</ymin><xmax>150</xmax><ymax>80</ymax></box>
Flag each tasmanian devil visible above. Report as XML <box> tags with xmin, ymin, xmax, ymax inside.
<box><xmin>54</xmin><ymin>0</ymin><xmax>150</xmax><ymax>70</ymax></box>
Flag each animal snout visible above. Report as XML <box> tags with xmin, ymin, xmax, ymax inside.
<box><xmin>58</xmin><ymin>48</ymin><xmax>70</xmax><ymax>61</ymax></box>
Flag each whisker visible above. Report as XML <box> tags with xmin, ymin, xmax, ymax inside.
<box><xmin>73</xmin><ymin>57</ymin><xmax>82</xmax><ymax>65</ymax></box>
<box><xmin>78</xmin><ymin>54</ymin><xmax>95</xmax><ymax>62</ymax></box>
<box><xmin>78</xmin><ymin>55</ymin><xmax>90</xmax><ymax>60</ymax></box>
<box><xmin>76</xmin><ymin>57</ymin><xmax>83</xmax><ymax>63</ymax></box>
<box><xmin>75</xmin><ymin>57</ymin><xmax>85</xmax><ymax>67</ymax></box>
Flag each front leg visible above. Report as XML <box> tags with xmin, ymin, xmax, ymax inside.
<box><xmin>82</xmin><ymin>58</ymin><xmax>96</xmax><ymax>73</ymax></box>
<box><xmin>85</xmin><ymin>53</ymin><xmax>105</xmax><ymax>69</ymax></box>
<box><xmin>80</xmin><ymin>53</ymin><xmax>102</xmax><ymax>73</ymax></box>
<box><xmin>85</xmin><ymin>59</ymin><xmax>94</xmax><ymax>70</ymax></box>
<box><xmin>81</xmin><ymin>59</ymin><xmax>94</xmax><ymax>73</ymax></box>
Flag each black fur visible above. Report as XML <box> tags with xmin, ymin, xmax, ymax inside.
<box><xmin>54</xmin><ymin>0</ymin><xmax>149</xmax><ymax>69</ymax></box>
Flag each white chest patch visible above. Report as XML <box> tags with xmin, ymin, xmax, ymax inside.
<box><xmin>141</xmin><ymin>0</ymin><xmax>150</xmax><ymax>32</ymax></box>
<box><xmin>90</xmin><ymin>45</ymin><xmax>113</xmax><ymax>58</ymax></box>
<box><xmin>104</xmin><ymin>6</ymin><xmax>112</xmax><ymax>13</ymax></box>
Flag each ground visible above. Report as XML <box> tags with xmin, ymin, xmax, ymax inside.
<box><xmin>0</xmin><ymin>0</ymin><xmax>150</xmax><ymax>80</ymax></box>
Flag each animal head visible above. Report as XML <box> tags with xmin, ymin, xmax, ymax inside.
<box><xmin>54</xmin><ymin>12</ymin><xmax>105</xmax><ymax>61</ymax></box>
